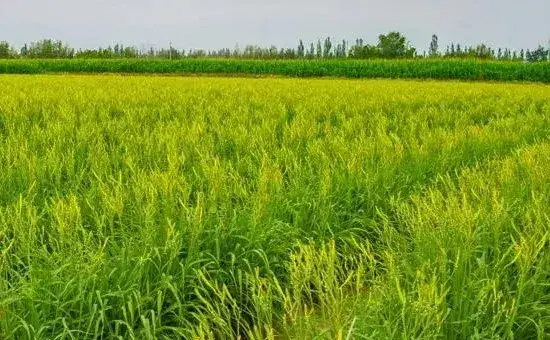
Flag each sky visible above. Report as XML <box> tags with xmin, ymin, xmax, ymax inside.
<box><xmin>1</xmin><ymin>0</ymin><xmax>549</xmax><ymax>53</ymax></box>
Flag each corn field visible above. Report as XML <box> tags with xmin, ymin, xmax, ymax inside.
<box><xmin>0</xmin><ymin>58</ymin><xmax>549</xmax><ymax>82</ymax></box>
<box><xmin>0</xmin><ymin>75</ymin><xmax>549</xmax><ymax>339</ymax></box>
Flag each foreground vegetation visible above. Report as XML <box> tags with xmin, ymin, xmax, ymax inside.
<box><xmin>1</xmin><ymin>58</ymin><xmax>550</xmax><ymax>82</ymax></box>
<box><xmin>0</xmin><ymin>75</ymin><xmax>549</xmax><ymax>339</ymax></box>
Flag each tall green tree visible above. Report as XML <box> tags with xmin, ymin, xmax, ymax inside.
<box><xmin>297</xmin><ymin>40</ymin><xmax>305</xmax><ymax>58</ymax></box>
<box><xmin>429</xmin><ymin>34</ymin><xmax>439</xmax><ymax>57</ymax></box>
<box><xmin>377</xmin><ymin>32</ymin><xmax>416</xmax><ymax>58</ymax></box>
<box><xmin>307</xmin><ymin>43</ymin><xmax>315</xmax><ymax>59</ymax></box>
<box><xmin>20</xmin><ymin>43</ymin><xmax>28</xmax><ymax>57</ymax></box>
<box><xmin>0</xmin><ymin>41</ymin><xmax>14</xmax><ymax>58</ymax></box>
<box><xmin>342</xmin><ymin>39</ymin><xmax>347</xmax><ymax>58</ymax></box>
<box><xmin>323</xmin><ymin>37</ymin><xmax>332</xmax><ymax>58</ymax></box>
<box><xmin>316</xmin><ymin>40</ymin><xmax>322</xmax><ymax>59</ymax></box>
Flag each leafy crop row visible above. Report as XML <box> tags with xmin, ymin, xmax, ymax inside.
<box><xmin>0</xmin><ymin>58</ymin><xmax>549</xmax><ymax>82</ymax></box>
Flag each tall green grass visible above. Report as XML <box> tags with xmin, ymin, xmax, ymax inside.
<box><xmin>0</xmin><ymin>75</ymin><xmax>549</xmax><ymax>338</ymax></box>
<box><xmin>0</xmin><ymin>58</ymin><xmax>549</xmax><ymax>82</ymax></box>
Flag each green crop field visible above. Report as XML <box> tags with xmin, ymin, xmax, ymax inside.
<box><xmin>1</xmin><ymin>58</ymin><xmax>550</xmax><ymax>83</ymax></box>
<box><xmin>0</xmin><ymin>75</ymin><xmax>549</xmax><ymax>339</ymax></box>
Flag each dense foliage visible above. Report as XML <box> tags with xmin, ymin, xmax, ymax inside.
<box><xmin>0</xmin><ymin>75</ymin><xmax>549</xmax><ymax>339</ymax></box>
<box><xmin>0</xmin><ymin>58</ymin><xmax>549</xmax><ymax>82</ymax></box>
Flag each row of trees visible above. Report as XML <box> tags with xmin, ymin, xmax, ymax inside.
<box><xmin>1</xmin><ymin>33</ymin><xmax>549</xmax><ymax>62</ymax></box>
<box><xmin>428</xmin><ymin>34</ymin><xmax>549</xmax><ymax>62</ymax></box>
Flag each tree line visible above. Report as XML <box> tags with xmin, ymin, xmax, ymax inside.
<box><xmin>1</xmin><ymin>32</ymin><xmax>549</xmax><ymax>62</ymax></box>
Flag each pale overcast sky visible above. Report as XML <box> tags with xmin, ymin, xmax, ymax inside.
<box><xmin>1</xmin><ymin>0</ymin><xmax>549</xmax><ymax>52</ymax></box>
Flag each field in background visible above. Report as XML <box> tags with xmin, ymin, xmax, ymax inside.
<box><xmin>1</xmin><ymin>58</ymin><xmax>550</xmax><ymax>82</ymax></box>
<box><xmin>0</xmin><ymin>75</ymin><xmax>549</xmax><ymax>339</ymax></box>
